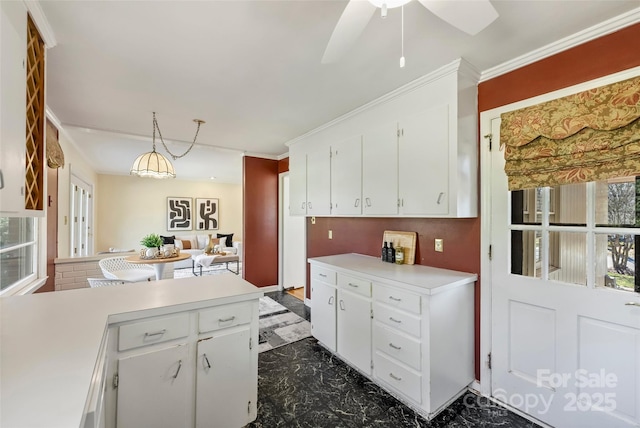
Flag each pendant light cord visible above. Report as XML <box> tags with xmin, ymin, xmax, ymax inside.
<box><xmin>153</xmin><ymin>112</ymin><xmax>204</xmax><ymax>160</ymax></box>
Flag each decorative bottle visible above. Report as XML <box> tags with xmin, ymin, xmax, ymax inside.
<box><xmin>388</xmin><ymin>242</ymin><xmax>395</xmax><ymax>263</ymax></box>
<box><xmin>395</xmin><ymin>245</ymin><xmax>404</xmax><ymax>264</ymax></box>
<box><xmin>382</xmin><ymin>242</ymin><xmax>388</xmax><ymax>261</ymax></box>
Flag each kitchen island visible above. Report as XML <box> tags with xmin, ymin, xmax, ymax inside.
<box><xmin>1</xmin><ymin>275</ymin><xmax>263</xmax><ymax>428</ymax></box>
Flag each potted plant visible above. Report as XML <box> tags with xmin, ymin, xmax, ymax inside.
<box><xmin>140</xmin><ymin>233</ymin><xmax>163</xmax><ymax>257</ymax></box>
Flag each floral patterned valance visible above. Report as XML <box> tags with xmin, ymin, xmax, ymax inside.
<box><xmin>501</xmin><ymin>75</ymin><xmax>640</xmax><ymax>190</ymax></box>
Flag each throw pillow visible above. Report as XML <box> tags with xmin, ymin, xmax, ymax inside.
<box><xmin>217</xmin><ymin>233</ymin><xmax>234</xmax><ymax>247</ymax></box>
<box><xmin>160</xmin><ymin>235</ymin><xmax>175</xmax><ymax>245</ymax></box>
<box><xmin>181</xmin><ymin>239</ymin><xmax>192</xmax><ymax>250</ymax></box>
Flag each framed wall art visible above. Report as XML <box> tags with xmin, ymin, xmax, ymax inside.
<box><xmin>167</xmin><ymin>197</ymin><xmax>192</xmax><ymax>231</ymax></box>
<box><xmin>195</xmin><ymin>198</ymin><xmax>219</xmax><ymax>230</ymax></box>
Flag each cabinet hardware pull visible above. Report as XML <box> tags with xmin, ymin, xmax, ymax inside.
<box><xmin>339</xmin><ymin>300</ymin><xmax>345</xmax><ymax>310</ymax></box>
<box><xmin>173</xmin><ymin>360</ymin><xmax>182</xmax><ymax>379</ymax></box>
<box><xmin>218</xmin><ymin>316</ymin><xmax>236</xmax><ymax>323</ymax></box>
<box><xmin>354</xmin><ymin>198</ymin><xmax>360</xmax><ymax>207</ymax></box>
<box><xmin>308</xmin><ymin>202</ymin><xmax>313</xmax><ymax>209</ymax></box>
<box><xmin>437</xmin><ymin>192</ymin><xmax>444</xmax><ymax>204</ymax></box>
<box><xmin>389</xmin><ymin>343</ymin><xmax>401</xmax><ymax>350</ymax></box>
<box><xmin>144</xmin><ymin>329</ymin><xmax>166</xmax><ymax>337</ymax></box>
<box><xmin>0</xmin><ymin>170</ymin><xmax>4</xmax><ymax>190</ymax></box>
<box><xmin>389</xmin><ymin>373</ymin><xmax>402</xmax><ymax>381</ymax></box>
<box><xmin>319</xmin><ymin>273</ymin><xmax>327</xmax><ymax>277</ymax></box>
<box><xmin>388</xmin><ymin>296</ymin><xmax>402</xmax><ymax>302</ymax></box>
<box><xmin>625</xmin><ymin>302</ymin><xmax>640</xmax><ymax>307</ymax></box>
<box><xmin>389</xmin><ymin>317</ymin><xmax>402</xmax><ymax>323</ymax></box>
<box><xmin>365</xmin><ymin>198</ymin><xmax>371</xmax><ymax>207</ymax></box>
<box><xmin>348</xmin><ymin>283</ymin><xmax>359</xmax><ymax>288</ymax></box>
<box><xmin>203</xmin><ymin>353</ymin><xmax>211</xmax><ymax>369</ymax></box>
<box><xmin>328</xmin><ymin>296</ymin><xmax>334</xmax><ymax>305</ymax></box>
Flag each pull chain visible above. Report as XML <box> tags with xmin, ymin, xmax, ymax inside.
<box><xmin>400</xmin><ymin>5</ymin><xmax>405</xmax><ymax>68</ymax></box>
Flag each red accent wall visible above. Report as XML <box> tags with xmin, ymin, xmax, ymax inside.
<box><xmin>278</xmin><ymin>157</ymin><xmax>289</xmax><ymax>174</ymax></box>
<box><xmin>243</xmin><ymin>156</ymin><xmax>279</xmax><ymax>287</ymax></box>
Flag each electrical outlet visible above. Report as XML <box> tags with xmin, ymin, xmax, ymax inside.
<box><xmin>435</xmin><ymin>239</ymin><xmax>444</xmax><ymax>252</ymax></box>
<box><xmin>328</xmin><ymin>230</ymin><xmax>333</xmax><ymax>239</ymax></box>
<box><xmin>311</xmin><ymin>217</ymin><xmax>316</xmax><ymax>225</ymax></box>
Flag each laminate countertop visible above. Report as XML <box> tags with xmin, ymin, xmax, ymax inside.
<box><xmin>308</xmin><ymin>253</ymin><xmax>477</xmax><ymax>294</ymax></box>
<box><xmin>1</xmin><ymin>275</ymin><xmax>263</xmax><ymax>428</ymax></box>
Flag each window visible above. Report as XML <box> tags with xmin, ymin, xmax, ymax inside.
<box><xmin>0</xmin><ymin>217</ymin><xmax>37</xmax><ymax>292</ymax></box>
<box><xmin>510</xmin><ymin>176</ymin><xmax>639</xmax><ymax>293</ymax></box>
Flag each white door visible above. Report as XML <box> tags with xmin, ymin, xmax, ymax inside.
<box><xmin>310</xmin><ymin>280</ymin><xmax>336</xmax><ymax>352</ymax></box>
<box><xmin>282</xmin><ymin>174</ymin><xmax>306</xmax><ymax>290</ymax></box>
<box><xmin>288</xmin><ymin>144</ymin><xmax>307</xmax><ymax>216</ymax></box>
<box><xmin>337</xmin><ymin>289</ymin><xmax>372</xmax><ymax>376</ymax></box>
<box><xmin>362</xmin><ymin>121</ymin><xmax>398</xmax><ymax>215</ymax></box>
<box><xmin>116</xmin><ymin>344</ymin><xmax>190</xmax><ymax>428</ymax></box>
<box><xmin>196</xmin><ymin>326</ymin><xmax>253</xmax><ymax>428</ymax></box>
<box><xmin>331</xmin><ymin>135</ymin><xmax>362</xmax><ymax>215</ymax></box>
<box><xmin>488</xmin><ymin>114</ymin><xmax>640</xmax><ymax>428</ymax></box>
<box><xmin>306</xmin><ymin>143</ymin><xmax>331</xmax><ymax>216</ymax></box>
<box><xmin>70</xmin><ymin>174</ymin><xmax>93</xmax><ymax>257</ymax></box>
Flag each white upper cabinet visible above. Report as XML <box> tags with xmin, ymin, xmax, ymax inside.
<box><xmin>306</xmin><ymin>143</ymin><xmax>331</xmax><ymax>216</ymax></box>
<box><xmin>331</xmin><ymin>135</ymin><xmax>362</xmax><ymax>216</ymax></box>
<box><xmin>362</xmin><ymin>121</ymin><xmax>398</xmax><ymax>216</ymax></box>
<box><xmin>288</xmin><ymin>143</ymin><xmax>307</xmax><ymax>216</ymax></box>
<box><xmin>286</xmin><ymin>58</ymin><xmax>478</xmax><ymax>218</ymax></box>
<box><xmin>398</xmin><ymin>105</ymin><xmax>449</xmax><ymax>216</ymax></box>
<box><xmin>0</xmin><ymin>1</ymin><xmax>27</xmax><ymax>215</ymax></box>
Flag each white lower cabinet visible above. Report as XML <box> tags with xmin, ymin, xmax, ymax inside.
<box><xmin>105</xmin><ymin>299</ymin><xmax>258</xmax><ymax>428</ymax></box>
<box><xmin>309</xmin><ymin>254</ymin><xmax>476</xmax><ymax>421</ymax></box>
<box><xmin>310</xmin><ymin>277</ymin><xmax>337</xmax><ymax>352</ymax></box>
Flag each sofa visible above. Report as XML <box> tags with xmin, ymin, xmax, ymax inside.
<box><xmin>162</xmin><ymin>233</ymin><xmax>242</xmax><ymax>269</ymax></box>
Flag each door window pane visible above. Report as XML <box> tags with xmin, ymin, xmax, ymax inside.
<box><xmin>550</xmin><ymin>183</ymin><xmax>586</xmax><ymax>226</ymax></box>
<box><xmin>548</xmin><ymin>232</ymin><xmax>586</xmax><ymax>286</ymax></box>
<box><xmin>596</xmin><ymin>233</ymin><xmax>638</xmax><ymax>292</ymax></box>
<box><xmin>511</xmin><ymin>230</ymin><xmax>542</xmax><ymax>278</ymax></box>
<box><xmin>595</xmin><ymin>176</ymin><xmax>639</xmax><ymax>228</ymax></box>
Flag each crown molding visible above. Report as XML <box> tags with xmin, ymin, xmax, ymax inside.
<box><xmin>24</xmin><ymin>1</ymin><xmax>57</xmax><ymax>48</ymax></box>
<box><xmin>480</xmin><ymin>7</ymin><xmax>640</xmax><ymax>82</ymax></box>
<box><xmin>285</xmin><ymin>58</ymin><xmax>475</xmax><ymax>147</ymax></box>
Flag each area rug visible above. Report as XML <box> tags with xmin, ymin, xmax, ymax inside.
<box><xmin>259</xmin><ymin>296</ymin><xmax>311</xmax><ymax>353</ymax></box>
<box><xmin>173</xmin><ymin>262</ymin><xmax>242</xmax><ymax>278</ymax></box>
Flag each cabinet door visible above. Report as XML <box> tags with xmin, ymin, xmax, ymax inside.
<box><xmin>362</xmin><ymin>121</ymin><xmax>398</xmax><ymax>215</ymax></box>
<box><xmin>306</xmin><ymin>143</ymin><xmax>331</xmax><ymax>216</ymax></box>
<box><xmin>116</xmin><ymin>344</ymin><xmax>190</xmax><ymax>428</ymax></box>
<box><xmin>331</xmin><ymin>135</ymin><xmax>362</xmax><ymax>215</ymax></box>
<box><xmin>311</xmin><ymin>280</ymin><xmax>337</xmax><ymax>352</ymax></box>
<box><xmin>0</xmin><ymin>1</ymin><xmax>27</xmax><ymax>215</ymax></box>
<box><xmin>196</xmin><ymin>325</ymin><xmax>254</xmax><ymax>428</ymax></box>
<box><xmin>288</xmin><ymin>144</ymin><xmax>307</xmax><ymax>216</ymax></box>
<box><xmin>337</xmin><ymin>289</ymin><xmax>372</xmax><ymax>375</ymax></box>
<box><xmin>398</xmin><ymin>105</ymin><xmax>449</xmax><ymax>215</ymax></box>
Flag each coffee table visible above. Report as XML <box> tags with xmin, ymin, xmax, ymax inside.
<box><xmin>192</xmin><ymin>253</ymin><xmax>240</xmax><ymax>276</ymax></box>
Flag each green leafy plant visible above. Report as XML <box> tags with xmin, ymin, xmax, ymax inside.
<box><xmin>140</xmin><ymin>233</ymin><xmax>163</xmax><ymax>248</ymax></box>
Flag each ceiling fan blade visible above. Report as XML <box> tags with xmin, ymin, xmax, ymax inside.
<box><xmin>322</xmin><ymin>1</ymin><xmax>377</xmax><ymax>64</ymax></box>
<box><xmin>417</xmin><ymin>0</ymin><xmax>498</xmax><ymax>36</ymax></box>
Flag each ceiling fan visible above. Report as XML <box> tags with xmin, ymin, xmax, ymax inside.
<box><xmin>322</xmin><ymin>0</ymin><xmax>499</xmax><ymax>64</ymax></box>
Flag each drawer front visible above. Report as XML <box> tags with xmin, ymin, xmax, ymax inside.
<box><xmin>338</xmin><ymin>273</ymin><xmax>371</xmax><ymax>298</ymax></box>
<box><xmin>311</xmin><ymin>265</ymin><xmax>337</xmax><ymax>285</ymax></box>
<box><xmin>374</xmin><ymin>285</ymin><xmax>420</xmax><ymax>315</ymax></box>
<box><xmin>374</xmin><ymin>302</ymin><xmax>421</xmax><ymax>338</ymax></box>
<box><xmin>374</xmin><ymin>324</ymin><xmax>421</xmax><ymax>370</ymax></box>
<box><xmin>199</xmin><ymin>301</ymin><xmax>253</xmax><ymax>333</ymax></box>
<box><xmin>374</xmin><ymin>352</ymin><xmax>422</xmax><ymax>404</ymax></box>
<box><xmin>119</xmin><ymin>313</ymin><xmax>190</xmax><ymax>351</ymax></box>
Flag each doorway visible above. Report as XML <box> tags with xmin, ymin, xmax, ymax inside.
<box><xmin>279</xmin><ymin>173</ymin><xmax>306</xmax><ymax>301</ymax></box>
<box><xmin>481</xmin><ymin>70</ymin><xmax>640</xmax><ymax>428</ymax></box>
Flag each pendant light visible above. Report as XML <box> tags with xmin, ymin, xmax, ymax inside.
<box><xmin>130</xmin><ymin>112</ymin><xmax>205</xmax><ymax>179</ymax></box>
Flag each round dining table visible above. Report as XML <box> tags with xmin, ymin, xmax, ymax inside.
<box><xmin>125</xmin><ymin>253</ymin><xmax>191</xmax><ymax>281</ymax></box>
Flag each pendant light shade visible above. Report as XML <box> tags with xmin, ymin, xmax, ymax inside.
<box><xmin>130</xmin><ymin>150</ymin><xmax>176</xmax><ymax>179</ymax></box>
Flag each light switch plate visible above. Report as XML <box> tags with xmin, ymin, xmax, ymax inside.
<box><xmin>435</xmin><ymin>239</ymin><xmax>444</xmax><ymax>252</ymax></box>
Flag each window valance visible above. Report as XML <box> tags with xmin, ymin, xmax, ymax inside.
<box><xmin>500</xmin><ymin>75</ymin><xmax>640</xmax><ymax>190</ymax></box>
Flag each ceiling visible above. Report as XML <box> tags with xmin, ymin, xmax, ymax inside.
<box><xmin>41</xmin><ymin>0</ymin><xmax>639</xmax><ymax>183</ymax></box>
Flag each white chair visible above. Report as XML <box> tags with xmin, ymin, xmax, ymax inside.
<box><xmin>98</xmin><ymin>256</ymin><xmax>155</xmax><ymax>283</ymax></box>
<box><xmin>87</xmin><ymin>278</ymin><xmax>127</xmax><ymax>288</ymax></box>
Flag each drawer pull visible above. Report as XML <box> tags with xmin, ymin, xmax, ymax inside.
<box><xmin>348</xmin><ymin>283</ymin><xmax>359</xmax><ymax>288</ymax></box>
<box><xmin>144</xmin><ymin>329</ymin><xmax>167</xmax><ymax>338</ymax></box>
<box><xmin>339</xmin><ymin>300</ymin><xmax>345</xmax><ymax>311</ymax></box>
<box><xmin>389</xmin><ymin>343</ymin><xmax>402</xmax><ymax>350</ymax></box>
<box><xmin>203</xmin><ymin>353</ymin><xmax>211</xmax><ymax>369</ymax></box>
<box><xmin>389</xmin><ymin>317</ymin><xmax>402</xmax><ymax>324</ymax></box>
<box><xmin>389</xmin><ymin>373</ymin><xmax>402</xmax><ymax>381</ymax></box>
<box><xmin>318</xmin><ymin>273</ymin><xmax>327</xmax><ymax>278</ymax></box>
<box><xmin>388</xmin><ymin>296</ymin><xmax>402</xmax><ymax>302</ymax></box>
<box><xmin>218</xmin><ymin>316</ymin><xmax>236</xmax><ymax>323</ymax></box>
<box><xmin>173</xmin><ymin>360</ymin><xmax>183</xmax><ymax>379</ymax></box>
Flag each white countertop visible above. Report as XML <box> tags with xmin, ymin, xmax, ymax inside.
<box><xmin>308</xmin><ymin>253</ymin><xmax>477</xmax><ymax>294</ymax></box>
<box><xmin>1</xmin><ymin>275</ymin><xmax>263</xmax><ymax>428</ymax></box>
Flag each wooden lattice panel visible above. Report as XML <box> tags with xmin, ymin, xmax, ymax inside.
<box><xmin>25</xmin><ymin>15</ymin><xmax>45</xmax><ymax>211</ymax></box>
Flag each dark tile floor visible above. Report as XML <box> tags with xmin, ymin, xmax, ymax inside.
<box><xmin>248</xmin><ymin>290</ymin><xmax>541</xmax><ymax>428</ymax></box>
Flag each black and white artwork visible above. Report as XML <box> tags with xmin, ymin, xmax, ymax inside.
<box><xmin>195</xmin><ymin>198</ymin><xmax>219</xmax><ymax>230</ymax></box>
<box><xmin>167</xmin><ymin>197</ymin><xmax>192</xmax><ymax>231</ymax></box>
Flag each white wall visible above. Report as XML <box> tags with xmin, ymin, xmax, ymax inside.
<box><xmin>96</xmin><ymin>175</ymin><xmax>242</xmax><ymax>252</ymax></box>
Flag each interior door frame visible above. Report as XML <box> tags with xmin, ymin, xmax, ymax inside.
<box><xmin>478</xmin><ymin>66</ymin><xmax>640</xmax><ymax>400</ymax></box>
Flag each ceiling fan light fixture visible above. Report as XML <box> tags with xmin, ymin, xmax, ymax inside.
<box><xmin>367</xmin><ymin>0</ymin><xmax>411</xmax><ymax>9</ymax></box>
